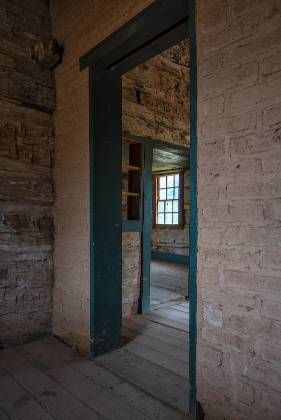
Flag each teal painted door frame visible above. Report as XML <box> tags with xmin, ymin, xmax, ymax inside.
<box><xmin>188</xmin><ymin>0</ymin><xmax>198</xmax><ymax>418</ymax></box>
<box><xmin>81</xmin><ymin>1</ymin><xmax>198</xmax><ymax>417</ymax></box>
<box><xmin>140</xmin><ymin>142</ymin><xmax>153</xmax><ymax>314</ymax></box>
<box><xmin>89</xmin><ymin>66</ymin><xmax>122</xmax><ymax>356</ymax></box>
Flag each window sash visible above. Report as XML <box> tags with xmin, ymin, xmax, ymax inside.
<box><xmin>155</xmin><ymin>172</ymin><xmax>182</xmax><ymax>226</ymax></box>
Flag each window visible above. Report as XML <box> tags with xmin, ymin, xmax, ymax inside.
<box><xmin>156</xmin><ymin>173</ymin><xmax>181</xmax><ymax>225</ymax></box>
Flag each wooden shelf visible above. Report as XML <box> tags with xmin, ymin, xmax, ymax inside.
<box><xmin>122</xmin><ymin>191</ymin><xmax>140</xmax><ymax>197</ymax></box>
<box><xmin>122</xmin><ymin>139</ymin><xmax>136</xmax><ymax>145</ymax></box>
<box><xmin>122</xmin><ymin>165</ymin><xmax>141</xmax><ymax>172</ymax></box>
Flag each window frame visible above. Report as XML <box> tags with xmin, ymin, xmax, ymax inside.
<box><xmin>153</xmin><ymin>171</ymin><xmax>184</xmax><ymax>229</ymax></box>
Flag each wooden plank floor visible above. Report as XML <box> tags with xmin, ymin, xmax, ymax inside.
<box><xmin>150</xmin><ymin>260</ymin><xmax>188</xmax><ymax>297</ymax></box>
<box><xmin>0</xmin><ymin>302</ymin><xmax>190</xmax><ymax>420</ymax></box>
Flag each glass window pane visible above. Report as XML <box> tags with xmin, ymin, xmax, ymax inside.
<box><xmin>159</xmin><ymin>189</ymin><xmax>166</xmax><ymax>200</ymax></box>
<box><xmin>167</xmin><ymin>188</ymin><xmax>174</xmax><ymax>199</ymax></box>
<box><xmin>157</xmin><ymin>213</ymin><xmax>164</xmax><ymax>224</ymax></box>
<box><xmin>158</xmin><ymin>201</ymin><xmax>164</xmax><ymax>212</ymax></box>
<box><xmin>167</xmin><ymin>175</ymin><xmax>174</xmax><ymax>188</ymax></box>
<box><xmin>174</xmin><ymin>187</ymin><xmax>179</xmax><ymax>199</ymax></box>
<box><xmin>173</xmin><ymin>213</ymin><xmax>179</xmax><ymax>224</ymax></box>
<box><xmin>173</xmin><ymin>200</ymin><xmax>178</xmax><ymax>212</ymax></box>
<box><xmin>165</xmin><ymin>213</ymin><xmax>172</xmax><ymax>224</ymax></box>
<box><xmin>165</xmin><ymin>200</ymin><xmax>173</xmax><ymax>212</ymax></box>
<box><xmin>174</xmin><ymin>174</ymin><xmax>179</xmax><ymax>187</ymax></box>
<box><xmin>159</xmin><ymin>176</ymin><xmax>166</xmax><ymax>188</ymax></box>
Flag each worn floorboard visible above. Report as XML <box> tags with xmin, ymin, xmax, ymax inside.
<box><xmin>0</xmin><ymin>301</ymin><xmax>190</xmax><ymax>420</ymax></box>
<box><xmin>150</xmin><ymin>261</ymin><xmax>188</xmax><ymax>296</ymax></box>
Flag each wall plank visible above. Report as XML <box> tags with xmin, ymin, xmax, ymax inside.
<box><xmin>0</xmin><ymin>0</ymin><xmax>54</xmax><ymax>348</ymax></box>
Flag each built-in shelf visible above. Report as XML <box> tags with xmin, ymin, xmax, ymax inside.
<box><xmin>122</xmin><ymin>191</ymin><xmax>140</xmax><ymax>197</ymax></box>
<box><xmin>122</xmin><ymin>142</ymin><xmax>142</xmax><ymax>221</ymax></box>
<box><xmin>122</xmin><ymin>165</ymin><xmax>141</xmax><ymax>172</ymax></box>
<box><xmin>122</xmin><ymin>139</ymin><xmax>136</xmax><ymax>145</ymax></box>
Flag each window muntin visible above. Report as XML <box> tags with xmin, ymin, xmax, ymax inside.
<box><xmin>156</xmin><ymin>173</ymin><xmax>180</xmax><ymax>225</ymax></box>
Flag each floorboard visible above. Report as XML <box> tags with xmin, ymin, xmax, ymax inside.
<box><xmin>96</xmin><ymin>348</ymin><xmax>188</xmax><ymax>413</ymax></box>
<box><xmin>150</xmin><ymin>261</ymin><xmax>188</xmax><ymax>296</ymax></box>
<box><xmin>123</xmin><ymin>316</ymin><xmax>188</xmax><ymax>349</ymax></box>
<box><xmin>0</xmin><ymin>300</ymin><xmax>190</xmax><ymax>420</ymax></box>
<box><xmin>0</xmin><ymin>368</ymin><xmax>53</xmax><ymax>420</ymax></box>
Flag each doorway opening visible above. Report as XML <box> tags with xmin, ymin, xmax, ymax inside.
<box><xmin>151</xmin><ymin>150</ymin><xmax>190</xmax><ymax>314</ymax></box>
<box><xmin>119</xmin><ymin>38</ymin><xmax>191</xmax><ymax>415</ymax></box>
<box><xmin>80</xmin><ymin>0</ymin><xmax>198</xmax><ymax>417</ymax></box>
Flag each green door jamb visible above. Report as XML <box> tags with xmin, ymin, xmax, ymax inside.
<box><xmin>89</xmin><ymin>65</ymin><xmax>122</xmax><ymax>356</ymax></box>
<box><xmin>82</xmin><ymin>1</ymin><xmax>198</xmax><ymax>416</ymax></box>
<box><xmin>188</xmin><ymin>0</ymin><xmax>198</xmax><ymax>418</ymax></box>
<box><xmin>140</xmin><ymin>142</ymin><xmax>153</xmax><ymax>314</ymax></box>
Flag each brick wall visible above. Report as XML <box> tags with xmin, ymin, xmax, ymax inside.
<box><xmin>0</xmin><ymin>0</ymin><xmax>55</xmax><ymax>347</ymax></box>
<box><xmin>197</xmin><ymin>0</ymin><xmax>281</xmax><ymax>418</ymax></box>
<box><xmin>49</xmin><ymin>1</ymin><xmax>281</xmax><ymax>417</ymax></box>
<box><xmin>49</xmin><ymin>0</ymin><xmax>155</xmax><ymax>352</ymax></box>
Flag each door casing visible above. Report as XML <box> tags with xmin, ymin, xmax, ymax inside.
<box><xmin>80</xmin><ymin>0</ymin><xmax>198</xmax><ymax>417</ymax></box>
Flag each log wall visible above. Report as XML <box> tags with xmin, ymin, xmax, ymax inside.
<box><xmin>123</xmin><ymin>39</ymin><xmax>189</xmax><ymax>146</ymax></box>
<box><xmin>0</xmin><ymin>0</ymin><xmax>55</xmax><ymax>348</ymax></box>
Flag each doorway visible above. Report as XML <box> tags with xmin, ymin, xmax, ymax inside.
<box><xmin>151</xmin><ymin>145</ymin><xmax>189</xmax><ymax>305</ymax></box>
<box><xmin>80</xmin><ymin>0</ymin><xmax>197</xmax><ymax>416</ymax></box>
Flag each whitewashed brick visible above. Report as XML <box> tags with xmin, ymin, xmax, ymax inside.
<box><xmin>262</xmin><ymin>102</ymin><xmax>281</xmax><ymax>128</ymax></box>
<box><xmin>263</xmin><ymin>201</ymin><xmax>281</xmax><ymax>222</ymax></box>
<box><xmin>203</xmin><ymin>95</ymin><xmax>225</xmax><ymax>117</ymax></box>
<box><xmin>228</xmin><ymin>27</ymin><xmax>281</xmax><ymax>66</ymax></box>
<box><xmin>261</xmin><ymin>299</ymin><xmax>281</xmax><ymax>322</ymax></box>
<box><xmin>224</xmin><ymin>270</ymin><xmax>281</xmax><ymax>292</ymax></box>
<box><xmin>226</xmin><ymin>226</ymin><xmax>281</xmax><ymax>246</ymax></box>
<box><xmin>238</xmin><ymin>382</ymin><xmax>255</xmax><ymax>404</ymax></box>
<box><xmin>260</xmin><ymin>344</ymin><xmax>281</xmax><ymax>364</ymax></box>
<box><xmin>202</xmin><ymin>202</ymin><xmax>264</xmax><ymax>224</ymax></box>
<box><xmin>232</xmin><ymin>110</ymin><xmax>257</xmax><ymax>132</ymax></box>
<box><xmin>204</xmin><ymin>305</ymin><xmax>223</xmax><ymax>327</ymax></box>
<box><xmin>262</xmin><ymin>51</ymin><xmax>281</xmax><ymax>76</ymax></box>
<box><xmin>203</xmin><ymin>62</ymin><xmax>258</xmax><ymax>95</ymax></box>
<box><xmin>229</xmin><ymin>129</ymin><xmax>281</xmax><ymax>156</ymax></box>
<box><xmin>201</xmin><ymin>5</ymin><xmax>229</xmax><ymax>33</ymax></box>
<box><xmin>201</xmin><ymin>53</ymin><xmax>224</xmax><ymax>77</ymax></box>
<box><xmin>261</xmin><ymin>250</ymin><xmax>281</xmax><ymax>271</ymax></box>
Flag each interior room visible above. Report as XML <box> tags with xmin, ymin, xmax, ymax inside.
<box><xmin>1</xmin><ymin>1</ymin><xmax>281</xmax><ymax>420</ymax></box>
<box><xmin>150</xmin><ymin>147</ymin><xmax>189</xmax><ymax>308</ymax></box>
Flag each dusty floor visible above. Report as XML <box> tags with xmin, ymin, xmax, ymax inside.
<box><xmin>150</xmin><ymin>260</ymin><xmax>188</xmax><ymax>298</ymax></box>
<box><xmin>0</xmin><ymin>301</ymin><xmax>190</xmax><ymax>420</ymax></box>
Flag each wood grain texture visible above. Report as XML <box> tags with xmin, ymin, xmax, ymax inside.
<box><xmin>0</xmin><ymin>303</ymin><xmax>190</xmax><ymax>419</ymax></box>
<box><xmin>0</xmin><ymin>0</ymin><xmax>55</xmax><ymax>348</ymax></box>
<box><xmin>122</xmin><ymin>39</ymin><xmax>189</xmax><ymax>146</ymax></box>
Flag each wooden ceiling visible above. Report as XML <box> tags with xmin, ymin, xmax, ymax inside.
<box><xmin>152</xmin><ymin>144</ymin><xmax>189</xmax><ymax>173</ymax></box>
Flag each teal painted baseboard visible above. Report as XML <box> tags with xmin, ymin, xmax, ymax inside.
<box><xmin>151</xmin><ymin>251</ymin><xmax>189</xmax><ymax>265</ymax></box>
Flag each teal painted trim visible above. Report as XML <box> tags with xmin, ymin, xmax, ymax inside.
<box><xmin>188</xmin><ymin>0</ymin><xmax>198</xmax><ymax>418</ymax></box>
<box><xmin>123</xmin><ymin>132</ymin><xmax>188</xmax><ymax>152</ymax></box>
<box><xmin>89</xmin><ymin>65</ymin><xmax>95</xmax><ymax>355</ymax></box>
<box><xmin>122</xmin><ymin>220</ymin><xmax>143</xmax><ymax>232</ymax></box>
<box><xmin>80</xmin><ymin>0</ymin><xmax>187</xmax><ymax>70</ymax></box>
<box><xmin>112</xmin><ymin>19</ymin><xmax>188</xmax><ymax>76</ymax></box>
<box><xmin>141</xmin><ymin>142</ymin><xmax>153</xmax><ymax>314</ymax></box>
<box><xmin>151</xmin><ymin>251</ymin><xmax>189</xmax><ymax>265</ymax></box>
<box><xmin>152</xmin><ymin>168</ymin><xmax>188</xmax><ymax>175</ymax></box>
<box><xmin>84</xmin><ymin>1</ymin><xmax>194</xmax><ymax>411</ymax></box>
<box><xmin>89</xmin><ymin>66</ymin><xmax>122</xmax><ymax>356</ymax></box>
